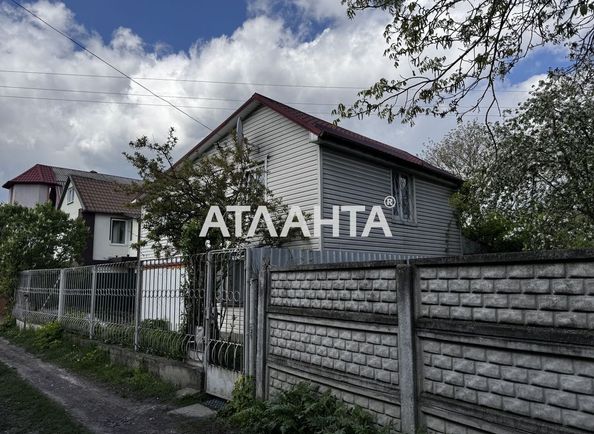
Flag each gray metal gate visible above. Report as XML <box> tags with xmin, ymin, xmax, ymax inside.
<box><xmin>204</xmin><ymin>249</ymin><xmax>247</xmax><ymax>399</ymax></box>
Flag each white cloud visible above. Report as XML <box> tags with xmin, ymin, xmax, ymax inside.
<box><xmin>0</xmin><ymin>1</ymin><xmax>540</xmax><ymax>203</ymax></box>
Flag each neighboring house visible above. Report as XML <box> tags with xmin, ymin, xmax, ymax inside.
<box><xmin>58</xmin><ymin>175</ymin><xmax>140</xmax><ymax>264</ymax></box>
<box><xmin>142</xmin><ymin>93</ymin><xmax>464</xmax><ymax>259</ymax></box>
<box><xmin>2</xmin><ymin>163</ymin><xmax>137</xmax><ymax>209</ymax></box>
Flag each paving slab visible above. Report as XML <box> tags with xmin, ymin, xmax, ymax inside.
<box><xmin>169</xmin><ymin>403</ymin><xmax>216</xmax><ymax>418</ymax></box>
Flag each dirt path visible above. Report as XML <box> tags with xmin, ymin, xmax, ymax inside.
<box><xmin>0</xmin><ymin>337</ymin><xmax>198</xmax><ymax>434</ymax></box>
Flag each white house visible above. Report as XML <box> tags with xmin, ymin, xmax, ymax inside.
<box><xmin>141</xmin><ymin>93</ymin><xmax>466</xmax><ymax>260</ymax></box>
<box><xmin>58</xmin><ymin>174</ymin><xmax>140</xmax><ymax>264</ymax></box>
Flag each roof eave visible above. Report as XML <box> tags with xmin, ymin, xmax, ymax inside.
<box><xmin>318</xmin><ymin>130</ymin><xmax>464</xmax><ymax>185</ymax></box>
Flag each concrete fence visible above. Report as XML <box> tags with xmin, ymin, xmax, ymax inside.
<box><xmin>255</xmin><ymin>249</ymin><xmax>594</xmax><ymax>434</ymax></box>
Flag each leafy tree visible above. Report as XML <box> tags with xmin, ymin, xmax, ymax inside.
<box><xmin>0</xmin><ymin>203</ymin><xmax>87</xmax><ymax>298</ymax></box>
<box><xmin>336</xmin><ymin>0</ymin><xmax>594</xmax><ymax>124</ymax></box>
<box><xmin>124</xmin><ymin>127</ymin><xmax>297</xmax><ymax>258</ymax></box>
<box><xmin>450</xmin><ymin>69</ymin><xmax>594</xmax><ymax>251</ymax></box>
<box><xmin>420</xmin><ymin>120</ymin><xmax>491</xmax><ymax>179</ymax></box>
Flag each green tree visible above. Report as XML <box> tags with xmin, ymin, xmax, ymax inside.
<box><xmin>124</xmin><ymin>127</ymin><xmax>297</xmax><ymax>258</ymax></box>
<box><xmin>336</xmin><ymin>0</ymin><xmax>594</xmax><ymax>124</ymax></box>
<box><xmin>420</xmin><ymin>120</ymin><xmax>491</xmax><ymax>179</ymax></box>
<box><xmin>450</xmin><ymin>70</ymin><xmax>594</xmax><ymax>251</ymax></box>
<box><xmin>0</xmin><ymin>203</ymin><xmax>87</xmax><ymax>298</ymax></box>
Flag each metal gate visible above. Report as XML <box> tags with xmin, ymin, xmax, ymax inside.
<box><xmin>204</xmin><ymin>249</ymin><xmax>248</xmax><ymax>399</ymax></box>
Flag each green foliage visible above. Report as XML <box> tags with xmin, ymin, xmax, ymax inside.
<box><xmin>437</xmin><ymin>69</ymin><xmax>594</xmax><ymax>251</ymax></box>
<box><xmin>420</xmin><ymin>120</ymin><xmax>491</xmax><ymax>180</ymax></box>
<box><xmin>0</xmin><ymin>203</ymin><xmax>87</xmax><ymax>298</ymax></box>
<box><xmin>0</xmin><ymin>322</ymin><xmax>177</xmax><ymax>401</ymax></box>
<box><xmin>137</xmin><ymin>319</ymin><xmax>187</xmax><ymax>360</ymax></box>
<box><xmin>33</xmin><ymin>321</ymin><xmax>64</xmax><ymax>350</ymax></box>
<box><xmin>222</xmin><ymin>377</ymin><xmax>390</xmax><ymax>434</ymax></box>
<box><xmin>337</xmin><ymin>0</ymin><xmax>594</xmax><ymax>124</ymax></box>
<box><xmin>124</xmin><ymin>127</ymin><xmax>301</xmax><ymax>257</ymax></box>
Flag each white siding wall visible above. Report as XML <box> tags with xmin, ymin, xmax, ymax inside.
<box><xmin>10</xmin><ymin>184</ymin><xmax>49</xmax><ymax>207</ymax></box>
<box><xmin>242</xmin><ymin>106</ymin><xmax>320</xmax><ymax>249</ymax></box>
<box><xmin>93</xmin><ymin>214</ymin><xmax>138</xmax><ymax>261</ymax></box>
<box><xmin>59</xmin><ymin>187</ymin><xmax>83</xmax><ymax>218</ymax></box>
<box><xmin>140</xmin><ymin>105</ymin><xmax>321</xmax><ymax>259</ymax></box>
<box><xmin>321</xmin><ymin>147</ymin><xmax>462</xmax><ymax>256</ymax></box>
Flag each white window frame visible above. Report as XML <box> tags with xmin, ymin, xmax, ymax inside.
<box><xmin>66</xmin><ymin>187</ymin><xmax>74</xmax><ymax>205</ymax></box>
<box><xmin>110</xmin><ymin>218</ymin><xmax>128</xmax><ymax>245</ymax></box>
<box><xmin>391</xmin><ymin>170</ymin><xmax>416</xmax><ymax>223</ymax></box>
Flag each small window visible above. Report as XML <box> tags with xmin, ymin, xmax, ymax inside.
<box><xmin>110</xmin><ymin>219</ymin><xmax>127</xmax><ymax>245</ymax></box>
<box><xmin>247</xmin><ymin>161</ymin><xmax>267</xmax><ymax>188</ymax></box>
<box><xmin>392</xmin><ymin>171</ymin><xmax>414</xmax><ymax>221</ymax></box>
<box><xmin>66</xmin><ymin>187</ymin><xmax>74</xmax><ymax>204</ymax></box>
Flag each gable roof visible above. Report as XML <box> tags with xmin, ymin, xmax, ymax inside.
<box><xmin>3</xmin><ymin>164</ymin><xmax>138</xmax><ymax>190</ymax></box>
<box><xmin>64</xmin><ymin>175</ymin><xmax>140</xmax><ymax>218</ymax></box>
<box><xmin>178</xmin><ymin>93</ymin><xmax>462</xmax><ymax>184</ymax></box>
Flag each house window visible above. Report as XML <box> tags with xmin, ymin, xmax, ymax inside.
<box><xmin>110</xmin><ymin>219</ymin><xmax>128</xmax><ymax>245</ymax></box>
<box><xmin>66</xmin><ymin>187</ymin><xmax>74</xmax><ymax>204</ymax></box>
<box><xmin>247</xmin><ymin>161</ymin><xmax>267</xmax><ymax>188</ymax></box>
<box><xmin>392</xmin><ymin>171</ymin><xmax>414</xmax><ymax>221</ymax></box>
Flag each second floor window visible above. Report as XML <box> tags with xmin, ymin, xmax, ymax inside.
<box><xmin>66</xmin><ymin>187</ymin><xmax>74</xmax><ymax>204</ymax></box>
<box><xmin>392</xmin><ymin>171</ymin><xmax>414</xmax><ymax>221</ymax></box>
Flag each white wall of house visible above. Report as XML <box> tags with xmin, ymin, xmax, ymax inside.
<box><xmin>59</xmin><ymin>187</ymin><xmax>82</xmax><ymax>218</ymax></box>
<box><xmin>93</xmin><ymin>214</ymin><xmax>139</xmax><ymax>261</ymax></box>
<box><xmin>10</xmin><ymin>184</ymin><xmax>49</xmax><ymax>207</ymax></box>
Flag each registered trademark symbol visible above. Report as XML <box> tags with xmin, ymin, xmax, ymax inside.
<box><xmin>384</xmin><ymin>195</ymin><xmax>396</xmax><ymax>208</ymax></box>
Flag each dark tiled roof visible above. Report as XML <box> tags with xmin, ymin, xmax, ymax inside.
<box><xmin>51</xmin><ymin>167</ymin><xmax>137</xmax><ymax>190</ymax></box>
<box><xmin>3</xmin><ymin>164</ymin><xmax>138</xmax><ymax>190</ymax></box>
<box><xmin>2</xmin><ymin>164</ymin><xmax>57</xmax><ymax>188</ymax></box>
<box><xmin>69</xmin><ymin>175</ymin><xmax>140</xmax><ymax>218</ymax></box>
<box><xmin>179</xmin><ymin>93</ymin><xmax>462</xmax><ymax>184</ymax></box>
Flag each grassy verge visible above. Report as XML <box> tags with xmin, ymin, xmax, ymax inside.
<box><xmin>0</xmin><ymin>319</ymin><xmax>201</xmax><ymax>405</ymax></box>
<box><xmin>0</xmin><ymin>361</ymin><xmax>90</xmax><ymax>434</ymax></box>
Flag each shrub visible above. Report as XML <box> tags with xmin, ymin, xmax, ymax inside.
<box><xmin>221</xmin><ymin>377</ymin><xmax>390</xmax><ymax>434</ymax></box>
<box><xmin>33</xmin><ymin>321</ymin><xmax>63</xmax><ymax>350</ymax></box>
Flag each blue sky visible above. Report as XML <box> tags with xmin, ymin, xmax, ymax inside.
<box><xmin>62</xmin><ymin>1</ymin><xmax>250</xmax><ymax>51</ymax></box>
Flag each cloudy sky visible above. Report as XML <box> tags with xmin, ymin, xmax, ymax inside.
<box><xmin>0</xmin><ymin>0</ymin><xmax>564</xmax><ymax>202</ymax></box>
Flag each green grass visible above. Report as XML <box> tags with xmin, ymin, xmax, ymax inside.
<box><xmin>0</xmin><ymin>361</ymin><xmax>90</xmax><ymax>434</ymax></box>
<box><xmin>0</xmin><ymin>320</ymin><xmax>196</xmax><ymax>404</ymax></box>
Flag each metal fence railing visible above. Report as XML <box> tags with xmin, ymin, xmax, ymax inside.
<box><xmin>13</xmin><ymin>256</ymin><xmax>210</xmax><ymax>360</ymax></box>
<box><xmin>12</xmin><ymin>247</ymin><xmax>419</xmax><ymax>365</ymax></box>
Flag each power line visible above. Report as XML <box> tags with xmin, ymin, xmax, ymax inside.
<box><xmin>0</xmin><ymin>93</ymin><xmax>512</xmax><ymax>118</ymax></box>
<box><xmin>0</xmin><ymin>68</ymin><xmax>364</xmax><ymax>90</ymax></box>
<box><xmin>8</xmin><ymin>0</ymin><xmax>212</xmax><ymax>130</ymax></box>
<box><xmin>0</xmin><ymin>84</ymin><xmax>522</xmax><ymax>110</ymax></box>
<box><xmin>0</xmin><ymin>84</ymin><xmax>342</xmax><ymax>106</ymax></box>
<box><xmin>0</xmin><ymin>68</ymin><xmax>533</xmax><ymax>93</ymax></box>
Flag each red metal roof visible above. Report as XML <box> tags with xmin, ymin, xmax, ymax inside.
<box><xmin>2</xmin><ymin>164</ymin><xmax>58</xmax><ymax>189</ymax></box>
<box><xmin>179</xmin><ymin>93</ymin><xmax>462</xmax><ymax>184</ymax></box>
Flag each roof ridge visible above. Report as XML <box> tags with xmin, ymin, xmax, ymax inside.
<box><xmin>177</xmin><ymin>93</ymin><xmax>461</xmax><ymax>183</ymax></box>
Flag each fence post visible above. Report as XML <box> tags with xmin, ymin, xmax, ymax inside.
<box><xmin>255</xmin><ymin>259</ymin><xmax>269</xmax><ymax>400</ymax></box>
<box><xmin>89</xmin><ymin>265</ymin><xmax>97</xmax><ymax>339</ymax></box>
<box><xmin>57</xmin><ymin>268</ymin><xmax>66</xmax><ymax>321</ymax></box>
<box><xmin>397</xmin><ymin>264</ymin><xmax>418</xmax><ymax>434</ymax></box>
<box><xmin>133</xmin><ymin>260</ymin><xmax>144</xmax><ymax>351</ymax></box>
<box><xmin>204</xmin><ymin>252</ymin><xmax>214</xmax><ymax>369</ymax></box>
